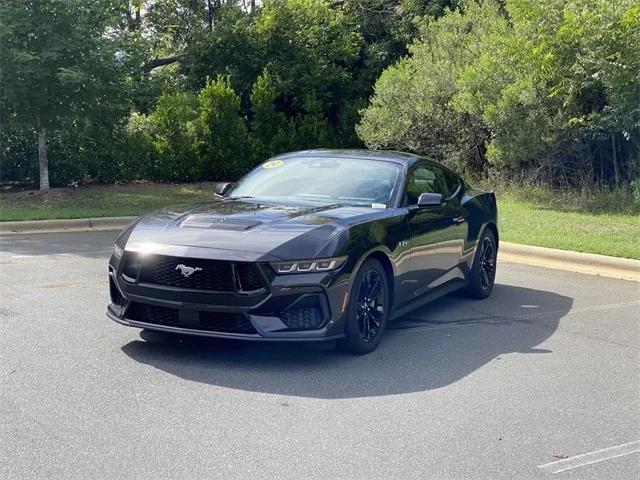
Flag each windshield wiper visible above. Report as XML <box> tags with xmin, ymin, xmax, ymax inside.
<box><xmin>226</xmin><ymin>195</ymin><xmax>255</xmax><ymax>200</ymax></box>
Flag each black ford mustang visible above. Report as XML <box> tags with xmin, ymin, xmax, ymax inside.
<box><xmin>108</xmin><ymin>150</ymin><xmax>498</xmax><ymax>354</ymax></box>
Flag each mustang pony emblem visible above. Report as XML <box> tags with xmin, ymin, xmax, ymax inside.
<box><xmin>175</xmin><ymin>264</ymin><xmax>203</xmax><ymax>278</ymax></box>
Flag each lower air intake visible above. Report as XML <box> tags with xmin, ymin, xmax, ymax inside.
<box><xmin>127</xmin><ymin>302</ymin><xmax>179</xmax><ymax>326</ymax></box>
<box><xmin>125</xmin><ymin>302</ymin><xmax>257</xmax><ymax>335</ymax></box>
<box><xmin>109</xmin><ymin>276</ymin><xmax>128</xmax><ymax>307</ymax></box>
<box><xmin>199</xmin><ymin>311</ymin><xmax>257</xmax><ymax>334</ymax></box>
<box><xmin>280</xmin><ymin>306</ymin><xmax>323</xmax><ymax>330</ymax></box>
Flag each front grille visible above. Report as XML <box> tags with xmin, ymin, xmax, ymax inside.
<box><xmin>137</xmin><ymin>254</ymin><xmax>235</xmax><ymax>291</ymax></box>
<box><xmin>280</xmin><ymin>305</ymin><xmax>323</xmax><ymax>330</ymax></box>
<box><xmin>236</xmin><ymin>263</ymin><xmax>264</xmax><ymax>292</ymax></box>
<box><xmin>125</xmin><ymin>302</ymin><xmax>257</xmax><ymax>335</ymax></box>
<box><xmin>124</xmin><ymin>254</ymin><xmax>266</xmax><ymax>293</ymax></box>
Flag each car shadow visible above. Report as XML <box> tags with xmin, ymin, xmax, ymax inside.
<box><xmin>120</xmin><ymin>284</ymin><xmax>573</xmax><ymax>399</ymax></box>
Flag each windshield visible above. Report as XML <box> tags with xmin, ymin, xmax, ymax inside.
<box><xmin>228</xmin><ymin>157</ymin><xmax>402</xmax><ymax>207</ymax></box>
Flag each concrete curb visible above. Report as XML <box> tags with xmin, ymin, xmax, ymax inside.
<box><xmin>499</xmin><ymin>242</ymin><xmax>640</xmax><ymax>282</ymax></box>
<box><xmin>1</xmin><ymin>217</ymin><xmax>638</xmax><ymax>282</ymax></box>
<box><xmin>0</xmin><ymin>216</ymin><xmax>136</xmax><ymax>234</ymax></box>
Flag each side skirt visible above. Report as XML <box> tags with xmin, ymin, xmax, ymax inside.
<box><xmin>389</xmin><ymin>279</ymin><xmax>468</xmax><ymax>321</ymax></box>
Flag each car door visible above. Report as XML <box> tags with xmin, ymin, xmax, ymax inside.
<box><xmin>404</xmin><ymin>162</ymin><xmax>468</xmax><ymax>298</ymax></box>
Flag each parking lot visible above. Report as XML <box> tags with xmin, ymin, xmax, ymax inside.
<box><xmin>1</xmin><ymin>230</ymin><xmax>638</xmax><ymax>479</ymax></box>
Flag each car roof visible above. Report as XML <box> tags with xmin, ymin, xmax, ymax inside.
<box><xmin>273</xmin><ymin>149</ymin><xmax>427</xmax><ymax>166</ymax></box>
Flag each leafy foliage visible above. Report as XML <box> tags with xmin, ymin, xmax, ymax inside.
<box><xmin>0</xmin><ymin>0</ymin><xmax>637</xmax><ymax>191</ymax></box>
<box><xmin>359</xmin><ymin>0</ymin><xmax>640</xmax><ymax>186</ymax></box>
<box><xmin>0</xmin><ymin>0</ymin><xmax>140</xmax><ymax>187</ymax></box>
<box><xmin>197</xmin><ymin>76</ymin><xmax>252</xmax><ymax>179</ymax></box>
<box><xmin>133</xmin><ymin>92</ymin><xmax>200</xmax><ymax>181</ymax></box>
<box><xmin>249</xmin><ymin>70</ymin><xmax>289</xmax><ymax>159</ymax></box>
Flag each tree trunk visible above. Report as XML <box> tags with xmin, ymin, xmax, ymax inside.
<box><xmin>36</xmin><ymin>116</ymin><xmax>50</xmax><ymax>191</ymax></box>
<box><xmin>611</xmin><ymin>133</ymin><xmax>620</xmax><ymax>186</ymax></box>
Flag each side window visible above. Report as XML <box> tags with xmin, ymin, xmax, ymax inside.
<box><xmin>442</xmin><ymin>170</ymin><xmax>461</xmax><ymax>199</ymax></box>
<box><xmin>406</xmin><ymin>162</ymin><xmax>456</xmax><ymax>204</ymax></box>
<box><xmin>406</xmin><ymin>166</ymin><xmax>436</xmax><ymax>204</ymax></box>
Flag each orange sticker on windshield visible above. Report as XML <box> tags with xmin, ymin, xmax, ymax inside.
<box><xmin>263</xmin><ymin>160</ymin><xmax>284</xmax><ymax>169</ymax></box>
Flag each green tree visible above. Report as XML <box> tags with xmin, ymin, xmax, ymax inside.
<box><xmin>183</xmin><ymin>4</ymin><xmax>261</xmax><ymax>97</ymax></box>
<box><xmin>455</xmin><ymin>0</ymin><xmax>640</xmax><ymax>185</ymax></box>
<box><xmin>359</xmin><ymin>0</ymin><xmax>640</xmax><ymax>186</ymax></box>
<box><xmin>0</xmin><ymin>0</ymin><xmax>132</xmax><ymax>190</ymax></box>
<box><xmin>358</xmin><ymin>1</ymin><xmax>501</xmax><ymax>175</ymax></box>
<box><xmin>253</xmin><ymin>0</ymin><xmax>362</xmax><ymax>148</ymax></box>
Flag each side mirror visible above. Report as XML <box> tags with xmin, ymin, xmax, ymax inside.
<box><xmin>416</xmin><ymin>192</ymin><xmax>444</xmax><ymax>208</ymax></box>
<box><xmin>214</xmin><ymin>182</ymin><xmax>234</xmax><ymax>197</ymax></box>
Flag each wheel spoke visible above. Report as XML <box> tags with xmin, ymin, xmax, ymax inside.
<box><xmin>481</xmin><ymin>268</ymin><xmax>489</xmax><ymax>287</ymax></box>
<box><xmin>363</xmin><ymin>313</ymin><xmax>370</xmax><ymax>339</ymax></box>
<box><xmin>368</xmin><ymin>276</ymin><xmax>382</xmax><ymax>299</ymax></box>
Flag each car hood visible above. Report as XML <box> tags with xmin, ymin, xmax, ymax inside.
<box><xmin>122</xmin><ymin>199</ymin><xmax>387</xmax><ymax>260</ymax></box>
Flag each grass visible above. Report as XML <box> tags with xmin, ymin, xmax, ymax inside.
<box><xmin>1</xmin><ymin>182</ymin><xmax>638</xmax><ymax>259</ymax></box>
<box><xmin>0</xmin><ymin>182</ymin><xmax>216</xmax><ymax>222</ymax></box>
<box><xmin>496</xmin><ymin>187</ymin><xmax>640</xmax><ymax>260</ymax></box>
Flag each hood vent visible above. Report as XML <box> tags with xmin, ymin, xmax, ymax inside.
<box><xmin>180</xmin><ymin>215</ymin><xmax>261</xmax><ymax>231</ymax></box>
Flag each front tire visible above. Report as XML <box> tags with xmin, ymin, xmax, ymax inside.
<box><xmin>463</xmin><ymin>229</ymin><xmax>497</xmax><ymax>299</ymax></box>
<box><xmin>338</xmin><ymin>258</ymin><xmax>390</xmax><ymax>355</ymax></box>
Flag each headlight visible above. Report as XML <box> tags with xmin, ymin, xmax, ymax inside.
<box><xmin>113</xmin><ymin>243</ymin><xmax>124</xmax><ymax>260</ymax></box>
<box><xmin>270</xmin><ymin>256</ymin><xmax>347</xmax><ymax>274</ymax></box>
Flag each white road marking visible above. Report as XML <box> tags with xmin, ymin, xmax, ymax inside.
<box><xmin>538</xmin><ymin>440</ymin><xmax>640</xmax><ymax>474</ymax></box>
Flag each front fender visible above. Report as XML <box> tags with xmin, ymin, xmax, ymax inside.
<box><xmin>315</xmin><ymin>212</ymin><xmax>410</xmax><ymax>309</ymax></box>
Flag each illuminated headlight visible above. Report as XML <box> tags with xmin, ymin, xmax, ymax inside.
<box><xmin>270</xmin><ymin>256</ymin><xmax>347</xmax><ymax>274</ymax></box>
<box><xmin>113</xmin><ymin>243</ymin><xmax>124</xmax><ymax>260</ymax></box>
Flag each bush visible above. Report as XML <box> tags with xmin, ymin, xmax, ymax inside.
<box><xmin>197</xmin><ymin>76</ymin><xmax>252</xmax><ymax>179</ymax></box>
<box><xmin>144</xmin><ymin>91</ymin><xmax>200</xmax><ymax>181</ymax></box>
<box><xmin>0</xmin><ymin>124</ymin><xmax>38</xmax><ymax>184</ymax></box>
<box><xmin>357</xmin><ymin>1</ymin><xmax>498</xmax><ymax>176</ymax></box>
<box><xmin>358</xmin><ymin>0</ymin><xmax>640</xmax><ymax>186</ymax></box>
<box><xmin>119</xmin><ymin>79</ymin><xmax>253</xmax><ymax>183</ymax></box>
<box><xmin>249</xmin><ymin>70</ymin><xmax>289</xmax><ymax>159</ymax></box>
<box><xmin>0</xmin><ymin>118</ymin><xmax>141</xmax><ymax>187</ymax></box>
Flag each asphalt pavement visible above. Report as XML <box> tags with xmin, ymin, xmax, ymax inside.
<box><xmin>1</xmin><ymin>231</ymin><xmax>638</xmax><ymax>479</ymax></box>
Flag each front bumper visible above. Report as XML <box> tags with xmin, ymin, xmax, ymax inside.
<box><xmin>107</xmin><ymin>254</ymin><xmax>350</xmax><ymax>342</ymax></box>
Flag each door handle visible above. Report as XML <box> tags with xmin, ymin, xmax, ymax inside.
<box><xmin>452</xmin><ymin>216</ymin><xmax>465</xmax><ymax>224</ymax></box>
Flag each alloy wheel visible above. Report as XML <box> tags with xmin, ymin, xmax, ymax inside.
<box><xmin>479</xmin><ymin>236</ymin><xmax>496</xmax><ymax>290</ymax></box>
<box><xmin>356</xmin><ymin>269</ymin><xmax>385</xmax><ymax>342</ymax></box>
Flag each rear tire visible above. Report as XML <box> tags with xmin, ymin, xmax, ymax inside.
<box><xmin>337</xmin><ymin>258</ymin><xmax>390</xmax><ymax>355</ymax></box>
<box><xmin>463</xmin><ymin>229</ymin><xmax>497</xmax><ymax>299</ymax></box>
